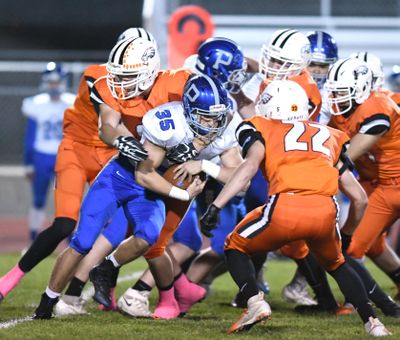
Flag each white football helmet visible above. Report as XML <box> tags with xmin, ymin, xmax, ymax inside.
<box><xmin>350</xmin><ymin>52</ymin><xmax>384</xmax><ymax>91</ymax></box>
<box><xmin>325</xmin><ymin>58</ymin><xmax>372</xmax><ymax>116</ymax></box>
<box><xmin>116</xmin><ymin>27</ymin><xmax>156</xmax><ymax>45</ymax></box>
<box><xmin>259</xmin><ymin>29</ymin><xmax>311</xmax><ymax>80</ymax></box>
<box><xmin>255</xmin><ymin>80</ymin><xmax>309</xmax><ymax>121</ymax></box>
<box><xmin>106</xmin><ymin>36</ymin><xmax>160</xmax><ymax>100</ymax></box>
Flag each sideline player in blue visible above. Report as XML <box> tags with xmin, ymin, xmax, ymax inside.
<box><xmin>22</xmin><ymin>62</ymin><xmax>75</xmax><ymax>242</ymax></box>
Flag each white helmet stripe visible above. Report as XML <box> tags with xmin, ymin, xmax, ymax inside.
<box><xmin>203</xmin><ymin>74</ymin><xmax>220</xmax><ymax>105</ymax></box>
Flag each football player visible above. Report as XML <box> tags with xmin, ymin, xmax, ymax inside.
<box><xmin>281</xmin><ymin>30</ymin><xmax>339</xmax><ymax>307</ymax></box>
<box><xmin>22</xmin><ymin>63</ymin><xmax>75</xmax><ymax>243</ymax></box>
<box><xmin>31</xmin><ymin>34</ymin><xmax>207</xmax><ymax>319</ymax></box>
<box><xmin>326</xmin><ymin>57</ymin><xmax>400</xmax><ymax>314</ymax></box>
<box><xmin>200</xmin><ymin>79</ymin><xmax>391</xmax><ymax>337</ymax></box>
<box><xmin>90</xmin><ymin>73</ymin><xmax>245</xmax><ymax>319</ymax></box>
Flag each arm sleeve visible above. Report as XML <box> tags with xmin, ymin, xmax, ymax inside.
<box><xmin>24</xmin><ymin>118</ymin><xmax>37</xmax><ymax>166</ymax></box>
<box><xmin>235</xmin><ymin>121</ymin><xmax>265</xmax><ymax>158</ymax></box>
<box><xmin>359</xmin><ymin>113</ymin><xmax>390</xmax><ymax>135</ymax></box>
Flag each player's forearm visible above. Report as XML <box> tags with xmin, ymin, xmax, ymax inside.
<box><xmin>339</xmin><ymin>170</ymin><xmax>368</xmax><ymax>234</ymax></box>
<box><xmin>213</xmin><ymin>160</ymin><xmax>258</xmax><ymax>208</ymax></box>
<box><xmin>99</xmin><ymin>123</ymin><xmax>132</xmax><ymax>146</ymax></box>
<box><xmin>341</xmin><ymin>200</ymin><xmax>367</xmax><ymax>235</ymax></box>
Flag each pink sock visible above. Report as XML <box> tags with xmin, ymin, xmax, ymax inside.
<box><xmin>174</xmin><ymin>273</ymin><xmax>192</xmax><ymax>290</ymax></box>
<box><xmin>0</xmin><ymin>264</ymin><xmax>25</xmax><ymax>297</ymax></box>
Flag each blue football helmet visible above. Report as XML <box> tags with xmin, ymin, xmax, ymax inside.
<box><xmin>40</xmin><ymin>62</ymin><xmax>67</xmax><ymax>96</ymax></box>
<box><xmin>183</xmin><ymin>74</ymin><xmax>230</xmax><ymax>140</ymax></box>
<box><xmin>388</xmin><ymin>65</ymin><xmax>400</xmax><ymax>92</ymax></box>
<box><xmin>196</xmin><ymin>37</ymin><xmax>247</xmax><ymax>94</ymax></box>
<box><xmin>306</xmin><ymin>31</ymin><xmax>338</xmax><ymax>89</ymax></box>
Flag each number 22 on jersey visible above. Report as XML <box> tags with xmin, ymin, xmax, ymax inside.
<box><xmin>284</xmin><ymin>122</ymin><xmax>330</xmax><ymax>157</ymax></box>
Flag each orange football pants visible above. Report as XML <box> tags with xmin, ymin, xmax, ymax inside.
<box><xmin>144</xmin><ymin>198</ymin><xmax>191</xmax><ymax>259</ymax></box>
<box><xmin>225</xmin><ymin>193</ymin><xmax>345</xmax><ymax>272</ymax></box>
<box><xmin>54</xmin><ymin>138</ymin><xmax>117</xmax><ymax>220</ymax></box>
<box><xmin>347</xmin><ymin>179</ymin><xmax>400</xmax><ymax>259</ymax></box>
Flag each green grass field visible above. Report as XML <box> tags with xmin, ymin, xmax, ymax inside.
<box><xmin>1</xmin><ymin>253</ymin><xmax>400</xmax><ymax>339</ymax></box>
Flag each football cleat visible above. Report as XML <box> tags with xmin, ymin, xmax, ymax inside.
<box><xmin>335</xmin><ymin>302</ymin><xmax>355</xmax><ymax>316</ymax></box>
<box><xmin>364</xmin><ymin>317</ymin><xmax>392</xmax><ymax>336</ymax></box>
<box><xmin>379</xmin><ymin>296</ymin><xmax>400</xmax><ymax>317</ymax></box>
<box><xmin>294</xmin><ymin>300</ymin><xmax>338</xmax><ymax>314</ymax></box>
<box><xmin>54</xmin><ymin>295</ymin><xmax>88</xmax><ymax>316</ymax></box>
<box><xmin>117</xmin><ymin>288</ymin><xmax>151</xmax><ymax>318</ymax></box>
<box><xmin>174</xmin><ymin>274</ymin><xmax>207</xmax><ymax>315</ymax></box>
<box><xmin>152</xmin><ymin>289</ymin><xmax>180</xmax><ymax>320</ymax></box>
<box><xmin>231</xmin><ymin>290</ymin><xmax>247</xmax><ymax>308</ymax></box>
<box><xmin>281</xmin><ymin>282</ymin><xmax>317</xmax><ymax>306</ymax></box>
<box><xmin>89</xmin><ymin>261</ymin><xmax>118</xmax><ymax>309</ymax></box>
<box><xmin>228</xmin><ymin>292</ymin><xmax>271</xmax><ymax>334</ymax></box>
<box><xmin>98</xmin><ymin>287</ymin><xmax>117</xmax><ymax>311</ymax></box>
<box><xmin>32</xmin><ymin>293</ymin><xmax>59</xmax><ymax>320</ymax></box>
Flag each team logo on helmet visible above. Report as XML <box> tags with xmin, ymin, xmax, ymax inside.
<box><xmin>354</xmin><ymin>65</ymin><xmax>369</xmax><ymax>78</ymax></box>
<box><xmin>141</xmin><ymin>47</ymin><xmax>156</xmax><ymax>65</ymax></box>
<box><xmin>260</xmin><ymin>92</ymin><xmax>273</xmax><ymax>105</ymax></box>
<box><xmin>291</xmin><ymin>104</ymin><xmax>298</xmax><ymax>112</ymax></box>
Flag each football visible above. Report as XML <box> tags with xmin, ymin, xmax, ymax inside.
<box><xmin>163</xmin><ymin>164</ymin><xmax>207</xmax><ymax>189</ymax></box>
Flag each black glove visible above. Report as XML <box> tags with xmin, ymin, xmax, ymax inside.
<box><xmin>113</xmin><ymin>136</ymin><xmax>148</xmax><ymax>162</ymax></box>
<box><xmin>167</xmin><ymin>142</ymin><xmax>199</xmax><ymax>163</ymax></box>
<box><xmin>200</xmin><ymin>204</ymin><xmax>221</xmax><ymax>237</ymax></box>
<box><xmin>340</xmin><ymin>231</ymin><xmax>352</xmax><ymax>254</ymax></box>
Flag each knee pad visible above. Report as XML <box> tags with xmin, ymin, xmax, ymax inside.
<box><xmin>51</xmin><ymin>217</ymin><xmax>76</xmax><ymax>239</ymax></box>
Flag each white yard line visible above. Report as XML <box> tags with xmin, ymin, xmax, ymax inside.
<box><xmin>0</xmin><ymin>270</ymin><xmax>143</xmax><ymax>330</ymax></box>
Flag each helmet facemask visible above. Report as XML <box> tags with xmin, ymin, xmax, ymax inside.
<box><xmin>185</xmin><ymin>103</ymin><xmax>229</xmax><ymax>142</ymax></box>
<box><xmin>325</xmin><ymin>59</ymin><xmax>372</xmax><ymax>116</ymax></box>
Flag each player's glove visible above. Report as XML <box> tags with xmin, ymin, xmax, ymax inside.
<box><xmin>340</xmin><ymin>231</ymin><xmax>352</xmax><ymax>254</ymax></box>
<box><xmin>200</xmin><ymin>204</ymin><xmax>221</xmax><ymax>238</ymax></box>
<box><xmin>167</xmin><ymin>142</ymin><xmax>199</xmax><ymax>163</ymax></box>
<box><xmin>113</xmin><ymin>136</ymin><xmax>148</xmax><ymax>162</ymax></box>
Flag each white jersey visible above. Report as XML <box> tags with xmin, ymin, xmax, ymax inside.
<box><xmin>141</xmin><ymin>101</ymin><xmax>241</xmax><ymax>163</ymax></box>
<box><xmin>22</xmin><ymin>92</ymin><xmax>75</xmax><ymax>154</ymax></box>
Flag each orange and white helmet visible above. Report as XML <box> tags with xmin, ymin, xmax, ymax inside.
<box><xmin>325</xmin><ymin>58</ymin><xmax>372</xmax><ymax>115</ymax></box>
<box><xmin>259</xmin><ymin>29</ymin><xmax>311</xmax><ymax>80</ymax></box>
<box><xmin>255</xmin><ymin>80</ymin><xmax>309</xmax><ymax>121</ymax></box>
<box><xmin>106</xmin><ymin>36</ymin><xmax>160</xmax><ymax>100</ymax></box>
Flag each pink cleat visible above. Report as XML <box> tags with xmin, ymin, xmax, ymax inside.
<box><xmin>98</xmin><ymin>287</ymin><xmax>117</xmax><ymax>311</ymax></box>
<box><xmin>174</xmin><ymin>274</ymin><xmax>206</xmax><ymax>315</ymax></box>
<box><xmin>152</xmin><ymin>287</ymin><xmax>180</xmax><ymax>320</ymax></box>
<box><xmin>0</xmin><ymin>264</ymin><xmax>25</xmax><ymax>301</ymax></box>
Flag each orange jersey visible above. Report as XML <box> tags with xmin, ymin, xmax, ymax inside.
<box><xmin>92</xmin><ymin>68</ymin><xmax>191</xmax><ymax>138</ymax></box>
<box><xmin>63</xmin><ymin>64</ymin><xmax>109</xmax><ymax>147</ymax></box>
<box><xmin>329</xmin><ymin>91</ymin><xmax>400</xmax><ymax>180</ymax></box>
<box><xmin>244</xmin><ymin>116</ymin><xmax>349</xmax><ymax>196</ymax></box>
<box><xmin>259</xmin><ymin>70</ymin><xmax>322</xmax><ymax>121</ymax></box>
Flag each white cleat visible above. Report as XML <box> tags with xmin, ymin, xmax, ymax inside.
<box><xmin>365</xmin><ymin>317</ymin><xmax>392</xmax><ymax>337</ymax></box>
<box><xmin>54</xmin><ymin>295</ymin><xmax>88</xmax><ymax>316</ymax></box>
<box><xmin>282</xmin><ymin>283</ymin><xmax>317</xmax><ymax>306</ymax></box>
<box><xmin>228</xmin><ymin>292</ymin><xmax>271</xmax><ymax>334</ymax></box>
<box><xmin>117</xmin><ymin>288</ymin><xmax>151</xmax><ymax>318</ymax></box>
